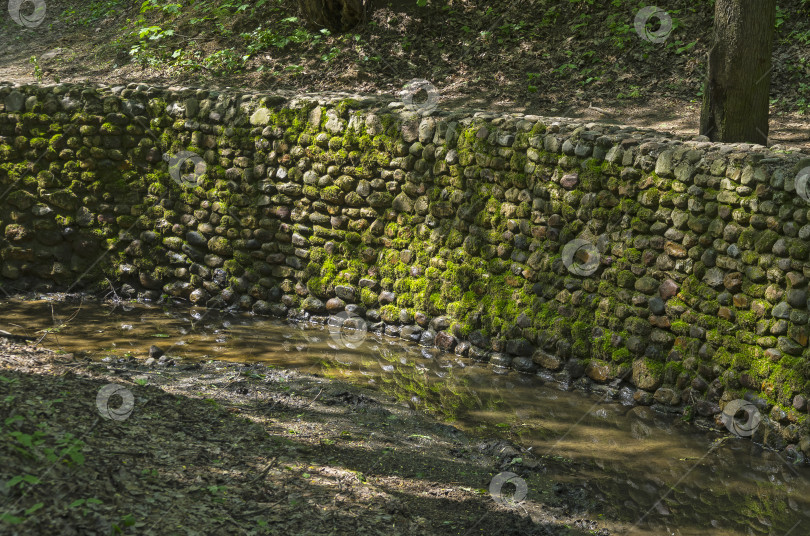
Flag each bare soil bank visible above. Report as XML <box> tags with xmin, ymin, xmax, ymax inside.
<box><xmin>0</xmin><ymin>335</ymin><xmax>610</xmax><ymax>535</ymax></box>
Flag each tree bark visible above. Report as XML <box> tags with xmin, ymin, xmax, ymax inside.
<box><xmin>699</xmin><ymin>0</ymin><xmax>776</xmax><ymax>144</ymax></box>
<box><xmin>299</xmin><ymin>0</ymin><xmax>369</xmax><ymax>32</ymax></box>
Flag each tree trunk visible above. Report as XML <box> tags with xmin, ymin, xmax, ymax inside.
<box><xmin>299</xmin><ymin>0</ymin><xmax>369</xmax><ymax>32</ymax></box>
<box><xmin>699</xmin><ymin>0</ymin><xmax>776</xmax><ymax>144</ymax></box>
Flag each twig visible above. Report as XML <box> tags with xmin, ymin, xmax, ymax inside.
<box><xmin>587</xmin><ymin>103</ymin><xmax>611</xmax><ymax>114</ymax></box>
<box><xmin>105</xmin><ymin>278</ymin><xmax>121</xmax><ymax>303</ymax></box>
<box><xmin>248</xmin><ymin>457</ymin><xmax>278</xmax><ymax>484</ymax></box>
<box><xmin>35</xmin><ymin>302</ymin><xmax>83</xmax><ymax>348</ymax></box>
<box><xmin>301</xmin><ymin>388</ymin><xmax>323</xmax><ymax>408</ymax></box>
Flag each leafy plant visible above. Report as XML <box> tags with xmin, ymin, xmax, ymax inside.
<box><xmin>617</xmin><ymin>85</ymin><xmax>642</xmax><ymax>99</ymax></box>
<box><xmin>29</xmin><ymin>56</ymin><xmax>43</xmax><ymax>82</ymax></box>
<box><xmin>111</xmin><ymin>514</ymin><xmax>136</xmax><ymax>533</ymax></box>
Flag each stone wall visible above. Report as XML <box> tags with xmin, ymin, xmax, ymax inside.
<box><xmin>1</xmin><ymin>81</ymin><xmax>810</xmax><ymax>454</ymax></box>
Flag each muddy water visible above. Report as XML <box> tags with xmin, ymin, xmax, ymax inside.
<box><xmin>3</xmin><ymin>297</ymin><xmax>810</xmax><ymax>535</ymax></box>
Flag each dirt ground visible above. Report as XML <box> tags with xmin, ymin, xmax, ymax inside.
<box><xmin>0</xmin><ymin>335</ymin><xmax>612</xmax><ymax>535</ymax></box>
<box><xmin>0</xmin><ymin>0</ymin><xmax>808</xmax><ymax>151</ymax></box>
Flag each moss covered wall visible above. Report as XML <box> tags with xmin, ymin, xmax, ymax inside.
<box><xmin>2</xmin><ymin>81</ymin><xmax>810</xmax><ymax>452</ymax></box>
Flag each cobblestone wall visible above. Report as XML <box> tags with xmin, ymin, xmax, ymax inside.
<box><xmin>2</xmin><ymin>81</ymin><xmax>810</xmax><ymax>453</ymax></box>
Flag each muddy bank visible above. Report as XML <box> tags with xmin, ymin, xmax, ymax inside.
<box><xmin>0</xmin><ymin>337</ymin><xmax>610</xmax><ymax>535</ymax></box>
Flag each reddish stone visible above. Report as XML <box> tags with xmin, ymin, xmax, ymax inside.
<box><xmin>560</xmin><ymin>173</ymin><xmax>579</xmax><ymax>189</ymax></box>
<box><xmin>435</xmin><ymin>331</ymin><xmax>457</xmax><ymax>351</ymax></box>
<box><xmin>325</xmin><ymin>297</ymin><xmax>345</xmax><ymax>313</ymax></box>
<box><xmin>659</xmin><ymin>279</ymin><xmax>678</xmax><ymax>300</ymax></box>
<box><xmin>723</xmin><ymin>272</ymin><xmax>743</xmax><ymax>292</ymax></box>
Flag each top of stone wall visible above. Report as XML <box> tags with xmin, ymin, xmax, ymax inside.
<box><xmin>2</xmin><ymin>80</ymin><xmax>809</xmax><ymax>183</ymax></box>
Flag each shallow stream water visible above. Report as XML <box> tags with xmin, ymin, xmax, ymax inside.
<box><xmin>2</xmin><ymin>297</ymin><xmax>809</xmax><ymax>535</ymax></box>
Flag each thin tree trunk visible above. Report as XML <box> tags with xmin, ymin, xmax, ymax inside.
<box><xmin>699</xmin><ymin>0</ymin><xmax>776</xmax><ymax>144</ymax></box>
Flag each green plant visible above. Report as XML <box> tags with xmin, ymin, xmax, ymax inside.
<box><xmin>674</xmin><ymin>39</ymin><xmax>697</xmax><ymax>55</ymax></box>
<box><xmin>617</xmin><ymin>85</ymin><xmax>642</xmax><ymax>99</ymax></box>
<box><xmin>0</xmin><ymin>400</ymin><xmax>88</xmax><ymax>525</ymax></box>
<box><xmin>112</xmin><ymin>514</ymin><xmax>136</xmax><ymax>533</ymax></box>
<box><xmin>29</xmin><ymin>56</ymin><xmax>42</xmax><ymax>82</ymax></box>
<box><xmin>527</xmin><ymin>72</ymin><xmax>541</xmax><ymax>93</ymax></box>
<box><xmin>775</xmin><ymin>5</ymin><xmax>786</xmax><ymax>29</ymax></box>
<box><xmin>68</xmin><ymin>497</ymin><xmax>104</xmax><ymax>516</ymax></box>
<box><xmin>61</xmin><ymin>0</ymin><xmax>121</xmax><ymax>26</ymax></box>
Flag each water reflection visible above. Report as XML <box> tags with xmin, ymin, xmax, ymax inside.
<box><xmin>1</xmin><ymin>297</ymin><xmax>809</xmax><ymax>535</ymax></box>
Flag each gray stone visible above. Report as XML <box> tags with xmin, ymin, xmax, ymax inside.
<box><xmin>778</xmin><ymin>336</ymin><xmax>804</xmax><ymax>356</ymax></box>
<box><xmin>695</xmin><ymin>400</ymin><xmax>720</xmax><ymax>417</ymax></box>
<box><xmin>392</xmin><ymin>193</ymin><xmax>414</xmax><ymax>212</ymax></box>
<box><xmin>648</xmin><ymin>297</ymin><xmax>666</xmax><ymax>315</ymax></box>
<box><xmin>250</xmin><ymin>107</ymin><xmax>271</xmax><ymax>126</ymax></box>
<box><xmin>632</xmin><ymin>359</ymin><xmax>663</xmax><ymax>391</ymax></box>
<box><xmin>787</xmin><ymin>289</ymin><xmax>807</xmax><ymax>308</ymax></box>
<box><xmin>189</xmin><ymin>288</ymin><xmax>207</xmax><ymax>305</ymax></box>
<box><xmin>302</xmin><ymin>297</ymin><xmax>326</xmax><ymax>313</ymax></box>
<box><xmin>772</xmin><ymin>302</ymin><xmax>791</xmax><ymax>319</ymax></box>
<box><xmin>186</xmin><ymin>231</ymin><xmax>207</xmax><ymax>247</ymax></box>
<box><xmin>653</xmin><ymin>387</ymin><xmax>679</xmax><ymax>406</ymax></box>
<box><xmin>419</xmin><ymin>330</ymin><xmax>436</xmax><ymax>347</ymax></box>
<box><xmin>511</xmin><ymin>356</ymin><xmax>536</xmax><ymax>373</ymax></box>
<box><xmin>252</xmin><ymin>300</ymin><xmax>273</xmax><ymax>314</ymax></box>
<box><xmin>4</xmin><ymin>91</ymin><xmax>24</xmax><ymax>112</ymax></box>
<box><xmin>490</xmin><ymin>353</ymin><xmax>512</xmax><ymax>368</ymax></box>
<box><xmin>324</xmin><ymin>110</ymin><xmax>344</xmax><ymax>134</ymax></box>
<box><xmin>400</xmin><ymin>325</ymin><xmax>423</xmax><ymax>342</ymax></box>
<box><xmin>703</xmin><ymin>267</ymin><xmax>725</xmax><ymax>287</ymax></box>
<box><xmin>469</xmin><ymin>346</ymin><xmax>489</xmax><ymax>362</ymax></box>
<box><xmin>533</xmin><ymin>350</ymin><xmax>562</xmax><ymax>371</ymax></box>
<box><xmin>505</xmin><ymin>338</ymin><xmax>533</xmax><ymax>356</ymax></box>
<box><xmin>561</xmin><ymin>139</ymin><xmax>575</xmax><ymax>155</ymax></box>
<box><xmin>335</xmin><ymin>285</ymin><xmax>356</xmax><ymax>301</ymax></box>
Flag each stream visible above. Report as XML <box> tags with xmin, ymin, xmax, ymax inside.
<box><xmin>2</xmin><ymin>296</ymin><xmax>809</xmax><ymax>536</ymax></box>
